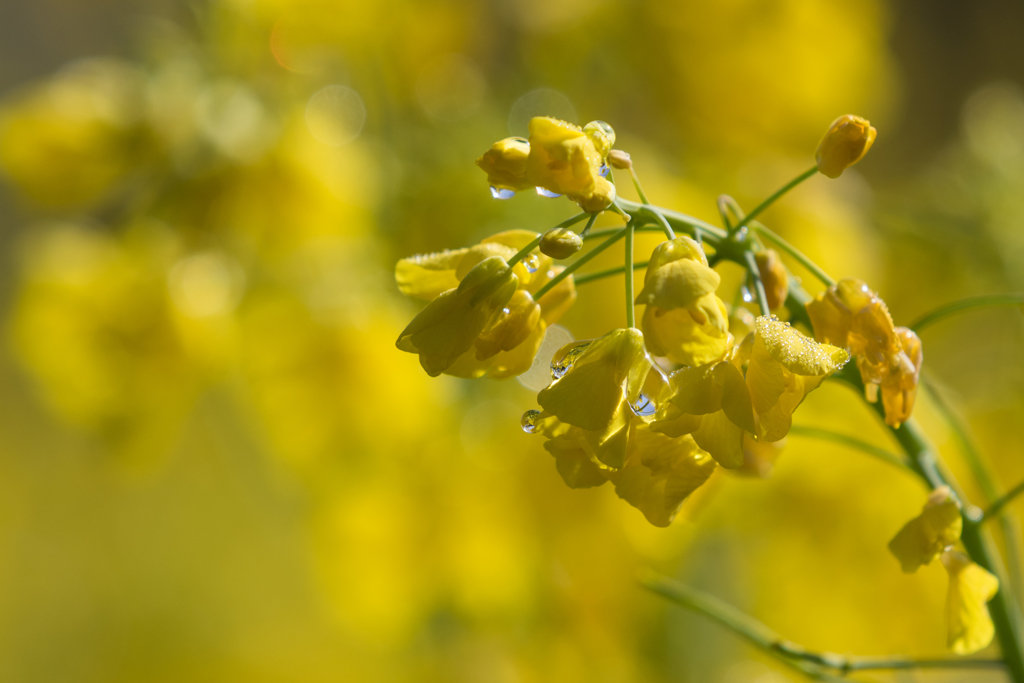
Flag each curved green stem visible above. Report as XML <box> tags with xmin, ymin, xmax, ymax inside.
<box><xmin>743</xmin><ymin>250</ymin><xmax>771</xmax><ymax>316</ymax></box>
<box><xmin>574</xmin><ymin>260</ymin><xmax>649</xmax><ymax>286</ymax></box>
<box><xmin>507</xmin><ymin>236</ymin><xmax>541</xmax><ymax>267</ymax></box>
<box><xmin>628</xmin><ymin>166</ymin><xmax>650</xmax><ymax>204</ymax></box>
<box><xmin>911</xmin><ymin>294</ymin><xmax>1024</xmax><ymax>333</ymax></box>
<box><xmin>616</xmin><ymin>198</ymin><xmax>726</xmax><ymax>243</ymax></box>
<box><xmin>578</xmin><ymin>213</ymin><xmax>599</xmax><ymax>239</ymax></box>
<box><xmin>624</xmin><ymin>221</ymin><xmax>636</xmax><ymax>328</ymax></box>
<box><xmin>640</xmin><ymin>572</ymin><xmax>1001</xmax><ymax>681</ymax></box>
<box><xmin>534</xmin><ymin>228</ymin><xmax>627</xmax><ymax>300</ymax></box>
<box><xmin>754</xmin><ymin>224</ymin><xmax>836</xmax><ymax>287</ymax></box>
<box><xmin>732</xmin><ymin>165</ymin><xmax>818</xmax><ymax>233</ymax></box>
<box><xmin>788</xmin><ymin>425</ymin><xmax>912</xmax><ymax>472</ymax></box>
<box><xmin>986</xmin><ymin>480</ymin><xmax>1024</xmax><ymax>522</ymax></box>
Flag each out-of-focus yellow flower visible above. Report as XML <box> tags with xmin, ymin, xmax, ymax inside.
<box><xmin>806</xmin><ymin>278</ymin><xmax>922</xmax><ymax>427</ymax></box>
<box><xmin>746</xmin><ymin>316</ymin><xmax>849</xmax><ymax>441</ymax></box>
<box><xmin>754</xmin><ymin>249</ymin><xmax>788</xmax><ymax>311</ymax></box>
<box><xmin>942</xmin><ymin>550</ymin><xmax>999</xmax><ymax>655</ymax></box>
<box><xmin>476</xmin><ymin>137</ymin><xmax>532</xmax><ymax>192</ymax></box>
<box><xmin>638</xmin><ymin>236</ymin><xmax>731</xmax><ymax>366</ymax></box>
<box><xmin>538</xmin><ymin>328</ymin><xmax>649</xmax><ymax>435</ymax></box>
<box><xmin>815</xmin><ymin>114</ymin><xmax>877</xmax><ymax>179</ymax></box>
<box><xmin>0</xmin><ymin>59</ymin><xmax>153</xmax><ymax>209</ymax></box>
<box><xmin>396</xmin><ymin>256</ymin><xmax>517</xmax><ymax>376</ymax></box>
<box><xmin>729</xmin><ymin>306</ymin><xmax>757</xmax><ymax>341</ymax></box>
<box><xmin>888</xmin><ymin>486</ymin><xmax>962</xmax><ymax>573</ymax></box>
<box><xmin>539</xmin><ymin>227</ymin><xmax>583</xmax><ymax>259</ymax></box>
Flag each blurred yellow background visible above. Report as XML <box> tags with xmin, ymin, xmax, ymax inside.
<box><xmin>1</xmin><ymin>0</ymin><xmax>1023</xmax><ymax>681</ymax></box>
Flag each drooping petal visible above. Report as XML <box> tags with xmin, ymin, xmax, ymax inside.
<box><xmin>395</xmin><ymin>248</ymin><xmax>469</xmax><ymax>299</ymax></box>
<box><xmin>692</xmin><ymin>409</ymin><xmax>744</xmax><ymax>469</ymax></box>
<box><xmin>942</xmin><ymin>551</ymin><xmax>999</xmax><ymax>655</ymax></box>
<box><xmin>888</xmin><ymin>487</ymin><xmax>963</xmax><ymax>573</ymax></box>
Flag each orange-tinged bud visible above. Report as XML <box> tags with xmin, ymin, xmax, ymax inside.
<box><xmin>815</xmin><ymin>115</ymin><xmax>877</xmax><ymax>179</ymax></box>
<box><xmin>754</xmin><ymin>249</ymin><xmax>788</xmax><ymax>310</ymax></box>
<box><xmin>539</xmin><ymin>228</ymin><xmax>583</xmax><ymax>259</ymax></box>
<box><xmin>608</xmin><ymin>149</ymin><xmax>632</xmax><ymax>169</ymax></box>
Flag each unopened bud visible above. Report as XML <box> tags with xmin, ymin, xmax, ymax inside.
<box><xmin>539</xmin><ymin>228</ymin><xmax>584</xmax><ymax>260</ymax></box>
<box><xmin>608</xmin><ymin>149</ymin><xmax>632</xmax><ymax>170</ymax></box>
<box><xmin>815</xmin><ymin>115</ymin><xmax>877</xmax><ymax>179</ymax></box>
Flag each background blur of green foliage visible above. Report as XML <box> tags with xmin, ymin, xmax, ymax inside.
<box><xmin>1</xmin><ymin>1</ymin><xmax>1024</xmax><ymax>681</ymax></box>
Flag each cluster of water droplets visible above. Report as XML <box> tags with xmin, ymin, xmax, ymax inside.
<box><xmin>520</xmin><ymin>409</ymin><xmax>542</xmax><ymax>434</ymax></box>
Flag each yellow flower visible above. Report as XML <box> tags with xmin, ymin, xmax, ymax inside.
<box><xmin>888</xmin><ymin>486</ymin><xmax>963</xmax><ymax>573</ymax></box>
<box><xmin>942</xmin><ymin>550</ymin><xmax>999</xmax><ymax>655</ymax></box>
<box><xmin>806</xmin><ymin>278</ymin><xmax>923</xmax><ymax>427</ymax></box>
<box><xmin>525</xmin><ymin>369</ymin><xmax>717</xmax><ymax>527</ymax></box>
<box><xmin>539</xmin><ymin>228</ymin><xmax>583</xmax><ymax>260</ymax></box>
<box><xmin>815</xmin><ymin>114</ymin><xmax>877</xmax><ymax>179</ymax></box>
<box><xmin>583</xmin><ymin>120</ymin><xmax>616</xmax><ymax>158</ymax></box>
<box><xmin>537</xmin><ymin>328</ymin><xmax>650</xmax><ymax>435</ymax></box>
<box><xmin>746</xmin><ymin>316</ymin><xmax>849</xmax><ymax>441</ymax></box>
<box><xmin>735</xmin><ymin>434</ymin><xmax>786</xmax><ymax>477</ymax></box>
<box><xmin>395</xmin><ymin>229</ymin><xmax>547</xmax><ymax>299</ymax></box>
<box><xmin>754</xmin><ymin>249</ymin><xmax>788</xmax><ymax>311</ymax></box>
<box><xmin>638</xmin><ymin>236</ymin><xmax>730</xmax><ymax>366</ymax></box>
<box><xmin>573</xmin><ymin>175</ymin><xmax>616</xmax><ymax>213</ymax></box>
<box><xmin>396</xmin><ymin>256</ymin><xmax>517</xmax><ymax>376</ymax></box>
<box><xmin>526</xmin><ymin>116</ymin><xmax>604</xmax><ymax>197</ymax></box>
<box><xmin>476</xmin><ymin>137</ymin><xmax>532</xmax><ymax>192</ymax></box>
<box><xmin>651</xmin><ymin>357</ymin><xmax>755</xmax><ymax>469</ymax></box>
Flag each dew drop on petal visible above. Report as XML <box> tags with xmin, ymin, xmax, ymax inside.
<box><xmin>630</xmin><ymin>392</ymin><xmax>656</xmax><ymax>417</ymax></box>
<box><xmin>491</xmin><ymin>186</ymin><xmax>515</xmax><ymax>200</ymax></box>
<box><xmin>551</xmin><ymin>341</ymin><xmax>590</xmax><ymax>380</ymax></box>
<box><xmin>517</xmin><ymin>324</ymin><xmax>574</xmax><ymax>391</ymax></box>
<box><xmin>599</xmin><ymin>163</ymin><xmax>610</xmax><ymax>177</ymax></box>
<box><xmin>523</xmin><ymin>254</ymin><xmax>540</xmax><ymax>273</ymax></box>
<box><xmin>536</xmin><ymin>187</ymin><xmax>562</xmax><ymax>198</ymax></box>
<box><xmin>741</xmin><ymin>285</ymin><xmax>753</xmax><ymax>303</ymax></box>
<box><xmin>521</xmin><ymin>409</ymin><xmax>542</xmax><ymax>434</ymax></box>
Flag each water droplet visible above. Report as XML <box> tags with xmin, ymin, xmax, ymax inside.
<box><xmin>599</xmin><ymin>163</ymin><xmax>610</xmax><ymax>177</ymax></box>
<box><xmin>741</xmin><ymin>285</ymin><xmax>753</xmax><ymax>303</ymax></box>
<box><xmin>502</xmin><ymin>307</ymin><xmax>511</xmax><ymax>315</ymax></box>
<box><xmin>491</xmin><ymin>186</ymin><xmax>515</xmax><ymax>200</ymax></box>
<box><xmin>536</xmin><ymin>187</ymin><xmax>562</xmax><ymax>198</ymax></box>
<box><xmin>521</xmin><ymin>409</ymin><xmax>542</xmax><ymax>434</ymax></box>
<box><xmin>550</xmin><ymin>341</ymin><xmax>590</xmax><ymax>380</ymax></box>
<box><xmin>631</xmin><ymin>393</ymin><xmax>656</xmax><ymax>417</ymax></box>
<box><xmin>523</xmin><ymin>254</ymin><xmax>540</xmax><ymax>273</ymax></box>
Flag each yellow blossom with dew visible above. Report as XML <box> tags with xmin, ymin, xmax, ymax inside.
<box><xmin>746</xmin><ymin>316</ymin><xmax>850</xmax><ymax>442</ymax></box>
<box><xmin>476</xmin><ymin>137</ymin><xmax>532</xmax><ymax>192</ymax></box>
<box><xmin>815</xmin><ymin>114</ymin><xmax>877</xmax><ymax>178</ymax></box>
<box><xmin>807</xmin><ymin>278</ymin><xmax>923</xmax><ymax>426</ymax></box>
<box><xmin>888</xmin><ymin>486</ymin><xmax>963</xmax><ymax>573</ymax></box>
<box><xmin>942</xmin><ymin>550</ymin><xmax>999</xmax><ymax>655</ymax></box>
<box><xmin>525</xmin><ymin>116</ymin><xmax>604</xmax><ymax>197</ymax></box>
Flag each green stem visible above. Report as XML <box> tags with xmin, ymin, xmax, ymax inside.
<box><xmin>624</xmin><ymin>221</ymin><xmax>636</xmax><ymax>328</ymax></box>
<box><xmin>788</xmin><ymin>425</ymin><xmax>913</xmax><ymax>473</ymax></box>
<box><xmin>507</xmin><ymin>236</ymin><xmax>541</xmax><ymax>267</ymax></box>
<box><xmin>911</xmin><ymin>294</ymin><xmax>1024</xmax><ymax>333</ymax></box>
<box><xmin>534</xmin><ymin>228</ymin><xmax>627</xmax><ymax>300</ymax></box>
<box><xmin>616</xmin><ymin>198</ymin><xmax>726</xmax><ymax>243</ymax></box>
<box><xmin>732</xmin><ymin>165</ymin><xmax>818</xmax><ymax>233</ymax></box>
<box><xmin>628</xmin><ymin>166</ymin><xmax>650</xmax><ymax>204</ymax></box>
<box><xmin>579</xmin><ymin>213</ymin><xmax>599</xmax><ymax>239</ymax></box>
<box><xmin>648</xmin><ymin>206</ymin><xmax>676</xmax><ymax>240</ymax></box>
<box><xmin>743</xmin><ymin>250</ymin><xmax>771</xmax><ymax>316</ymax></box>
<box><xmin>640</xmin><ymin>572</ymin><xmax>999</xmax><ymax>680</ymax></box>
<box><xmin>986</xmin><ymin>480</ymin><xmax>1024</xmax><ymax>521</ymax></box>
<box><xmin>574</xmin><ymin>261</ymin><xmax>649</xmax><ymax>286</ymax></box>
<box><xmin>754</xmin><ymin>224</ymin><xmax>836</xmax><ymax>287</ymax></box>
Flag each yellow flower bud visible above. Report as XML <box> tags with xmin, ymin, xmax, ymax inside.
<box><xmin>474</xmin><ymin>289</ymin><xmax>541</xmax><ymax>360</ymax></box>
<box><xmin>539</xmin><ymin>228</ymin><xmax>583</xmax><ymax>259</ymax></box>
<box><xmin>888</xmin><ymin>486</ymin><xmax>962</xmax><ymax>573</ymax></box>
<box><xmin>583</xmin><ymin>120</ymin><xmax>615</xmax><ymax>158</ymax></box>
<box><xmin>754</xmin><ymin>249</ymin><xmax>788</xmax><ymax>311</ymax></box>
<box><xmin>815</xmin><ymin>114</ymin><xmax>877</xmax><ymax>179</ymax></box>
<box><xmin>476</xmin><ymin>137</ymin><xmax>532</xmax><ymax>192</ymax></box>
<box><xmin>942</xmin><ymin>550</ymin><xmax>999</xmax><ymax>655</ymax></box>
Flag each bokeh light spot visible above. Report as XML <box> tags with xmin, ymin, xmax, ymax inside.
<box><xmin>508</xmin><ymin>88</ymin><xmax>577</xmax><ymax>136</ymax></box>
<box><xmin>168</xmin><ymin>251</ymin><xmax>245</xmax><ymax>318</ymax></box>
<box><xmin>305</xmin><ymin>85</ymin><xmax>366</xmax><ymax>146</ymax></box>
